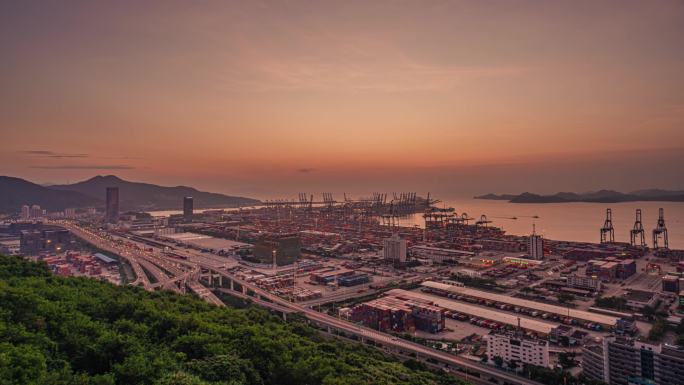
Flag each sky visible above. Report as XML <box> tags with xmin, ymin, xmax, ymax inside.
<box><xmin>1</xmin><ymin>0</ymin><xmax>683</xmax><ymax>199</ymax></box>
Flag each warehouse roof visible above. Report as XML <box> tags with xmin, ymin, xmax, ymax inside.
<box><xmin>161</xmin><ymin>232</ymin><xmax>251</xmax><ymax>250</ymax></box>
<box><xmin>387</xmin><ymin>289</ymin><xmax>557</xmax><ymax>335</ymax></box>
<box><xmin>94</xmin><ymin>253</ymin><xmax>116</xmax><ymax>264</ymax></box>
<box><xmin>421</xmin><ymin>281</ymin><xmax>619</xmax><ymax>326</ymax></box>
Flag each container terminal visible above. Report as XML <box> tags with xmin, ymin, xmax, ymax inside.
<box><xmin>5</xmin><ymin>191</ymin><xmax>684</xmax><ymax>385</ymax></box>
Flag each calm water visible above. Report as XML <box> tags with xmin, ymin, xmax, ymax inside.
<box><xmin>149</xmin><ymin>199</ymin><xmax>684</xmax><ymax>249</ymax></box>
<box><xmin>398</xmin><ymin>199</ymin><xmax>684</xmax><ymax>249</ymax></box>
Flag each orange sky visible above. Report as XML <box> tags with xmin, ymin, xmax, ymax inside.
<box><xmin>1</xmin><ymin>1</ymin><xmax>683</xmax><ymax>198</ymax></box>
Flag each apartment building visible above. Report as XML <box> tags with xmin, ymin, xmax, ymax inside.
<box><xmin>582</xmin><ymin>336</ymin><xmax>684</xmax><ymax>385</ymax></box>
<box><xmin>486</xmin><ymin>332</ymin><xmax>550</xmax><ymax>368</ymax></box>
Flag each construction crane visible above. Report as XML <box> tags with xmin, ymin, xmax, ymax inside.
<box><xmin>600</xmin><ymin>208</ymin><xmax>615</xmax><ymax>244</ymax></box>
<box><xmin>652</xmin><ymin>208</ymin><xmax>669</xmax><ymax>250</ymax></box>
<box><xmin>630</xmin><ymin>209</ymin><xmax>646</xmax><ymax>248</ymax></box>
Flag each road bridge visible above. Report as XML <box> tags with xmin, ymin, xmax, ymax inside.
<box><xmin>196</xmin><ymin>264</ymin><xmax>541</xmax><ymax>385</ymax></box>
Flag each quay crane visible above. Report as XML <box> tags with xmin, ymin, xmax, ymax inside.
<box><xmin>652</xmin><ymin>208</ymin><xmax>669</xmax><ymax>249</ymax></box>
<box><xmin>630</xmin><ymin>209</ymin><xmax>646</xmax><ymax>248</ymax></box>
<box><xmin>475</xmin><ymin>214</ymin><xmax>492</xmax><ymax>227</ymax></box>
<box><xmin>600</xmin><ymin>208</ymin><xmax>615</xmax><ymax>244</ymax></box>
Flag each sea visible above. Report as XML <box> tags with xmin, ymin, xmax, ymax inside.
<box><xmin>149</xmin><ymin>199</ymin><xmax>684</xmax><ymax>249</ymax></box>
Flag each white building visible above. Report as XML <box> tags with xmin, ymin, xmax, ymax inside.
<box><xmin>64</xmin><ymin>208</ymin><xmax>76</xmax><ymax>218</ymax></box>
<box><xmin>486</xmin><ymin>333</ymin><xmax>550</xmax><ymax>368</ymax></box>
<box><xmin>383</xmin><ymin>233</ymin><xmax>407</xmax><ymax>264</ymax></box>
<box><xmin>455</xmin><ymin>268</ymin><xmax>481</xmax><ymax>278</ymax></box>
<box><xmin>30</xmin><ymin>204</ymin><xmax>43</xmax><ymax>219</ymax></box>
<box><xmin>567</xmin><ymin>275</ymin><xmax>602</xmax><ymax>291</ymax></box>
<box><xmin>21</xmin><ymin>205</ymin><xmax>30</xmax><ymax>220</ymax></box>
<box><xmin>527</xmin><ymin>225</ymin><xmax>544</xmax><ymax>260</ymax></box>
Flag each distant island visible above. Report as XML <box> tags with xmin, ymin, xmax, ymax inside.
<box><xmin>475</xmin><ymin>189</ymin><xmax>684</xmax><ymax>203</ymax></box>
<box><xmin>0</xmin><ymin>175</ymin><xmax>261</xmax><ymax>213</ymax></box>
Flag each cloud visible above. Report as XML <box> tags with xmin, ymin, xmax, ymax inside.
<box><xmin>296</xmin><ymin>168</ymin><xmax>316</xmax><ymax>173</ymax></box>
<box><xmin>22</xmin><ymin>150</ymin><xmax>89</xmax><ymax>158</ymax></box>
<box><xmin>218</xmin><ymin>31</ymin><xmax>530</xmax><ymax>93</ymax></box>
<box><xmin>30</xmin><ymin>165</ymin><xmax>134</xmax><ymax>170</ymax></box>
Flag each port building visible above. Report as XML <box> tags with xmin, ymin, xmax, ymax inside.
<box><xmin>253</xmin><ymin>233</ymin><xmax>301</xmax><ymax>266</ymax></box>
<box><xmin>421</xmin><ymin>281</ymin><xmax>620</xmax><ymax>327</ymax></box>
<box><xmin>383</xmin><ymin>233</ymin><xmax>407</xmax><ymax>263</ymax></box>
<box><xmin>387</xmin><ymin>289</ymin><xmax>557</xmax><ymax>335</ymax></box>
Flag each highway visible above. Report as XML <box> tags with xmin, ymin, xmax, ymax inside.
<box><xmin>187</xmin><ymin>280</ymin><xmax>225</xmax><ymax>306</ymax></box>
<box><xmin>205</xmin><ymin>268</ymin><xmax>541</xmax><ymax>385</ymax></box>
<box><xmin>58</xmin><ymin>222</ymin><xmax>193</xmax><ymax>292</ymax></box>
<box><xmin>59</xmin><ymin>221</ymin><xmax>542</xmax><ymax>385</ymax></box>
<box><xmin>64</xmin><ymin>223</ymin><xmax>155</xmax><ymax>289</ymax></box>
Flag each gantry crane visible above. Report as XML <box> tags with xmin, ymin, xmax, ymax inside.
<box><xmin>652</xmin><ymin>208</ymin><xmax>669</xmax><ymax>250</ymax></box>
<box><xmin>600</xmin><ymin>208</ymin><xmax>615</xmax><ymax>244</ymax></box>
<box><xmin>630</xmin><ymin>209</ymin><xmax>646</xmax><ymax>248</ymax></box>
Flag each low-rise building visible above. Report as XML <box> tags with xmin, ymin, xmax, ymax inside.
<box><xmin>351</xmin><ymin>294</ymin><xmax>445</xmax><ymax>334</ymax></box>
<box><xmin>409</xmin><ymin>245</ymin><xmax>474</xmax><ymax>263</ymax></box>
<box><xmin>616</xmin><ymin>259</ymin><xmax>637</xmax><ymax>279</ymax></box>
<box><xmin>662</xmin><ymin>275</ymin><xmax>680</xmax><ymax>293</ymax></box>
<box><xmin>567</xmin><ymin>275</ymin><xmax>603</xmax><ymax>292</ymax></box>
<box><xmin>486</xmin><ymin>332</ymin><xmax>550</xmax><ymax>368</ymax></box>
<box><xmin>454</xmin><ymin>268</ymin><xmax>481</xmax><ymax>278</ymax></box>
<box><xmin>309</xmin><ymin>269</ymin><xmax>354</xmax><ymax>285</ymax></box>
<box><xmin>624</xmin><ymin>290</ymin><xmax>659</xmax><ymax>311</ymax></box>
<box><xmin>337</xmin><ymin>273</ymin><xmax>370</xmax><ymax>287</ymax></box>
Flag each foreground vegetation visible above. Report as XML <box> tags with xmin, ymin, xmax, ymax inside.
<box><xmin>0</xmin><ymin>255</ymin><xmax>465</xmax><ymax>385</ymax></box>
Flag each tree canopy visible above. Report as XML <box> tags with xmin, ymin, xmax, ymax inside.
<box><xmin>0</xmin><ymin>255</ymin><xmax>465</xmax><ymax>385</ymax></box>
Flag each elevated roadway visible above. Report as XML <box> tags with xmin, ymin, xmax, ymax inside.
<box><xmin>196</xmin><ymin>264</ymin><xmax>542</xmax><ymax>385</ymax></box>
<box><xmin>63</xmin><ymin>223</ymin><xmax>154</xmax><ymax>289</ymax></box>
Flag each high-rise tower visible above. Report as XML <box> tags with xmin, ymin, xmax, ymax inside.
<box><xmin>183</xmin><ymin>196</ymin><xmax>194</xmax><ymax>220</ymax></box>
<box><xmin>105</xmin><ymin>187</ymin><xmax>119</xmax><ymax>223</ymax></box>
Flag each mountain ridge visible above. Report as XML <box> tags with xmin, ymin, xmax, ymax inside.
<box><xmin>0</xmin><ymin>176</ymin><xmax>101</xmax><ymax>213</ymax></box>
<box><xmin>475</xmin><ymin>189</ymin><xmax>684</xmax><ymax>203</ymax></box>
<box><xmin>0</xmin><ymin>175</ymin><xmax>261</xmax><ymax>213</ymax></box>
<box><xmin>51</xmin><ymin>175</ymin><xmax>261</xmax><ymax>211</ymax></box>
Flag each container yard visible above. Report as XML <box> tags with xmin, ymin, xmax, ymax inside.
<box><xmin>34</xmin><ymin>251</ymin><xmax>122</xmax><ymax>284</ymax></box>
<box><xmin>17</xmin><ymin>188</ymin><xmax>682</xmax><ymax>385</ymax></box>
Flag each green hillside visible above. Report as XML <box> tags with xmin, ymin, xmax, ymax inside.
<box><xmin>0</xmin><ymin>255</ymin><xmax>464</xmax><ymax>385</ymax></box>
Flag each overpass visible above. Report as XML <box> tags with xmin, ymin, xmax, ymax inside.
<box><xmin>63</xmin><ymin>223</ymin><xmax>155</xmax><ymax>289</ymax></box>
<box><xmin>194</xmin><ymin>263</ymin><xmax>543</xmax><ymax>385</ymax></box>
